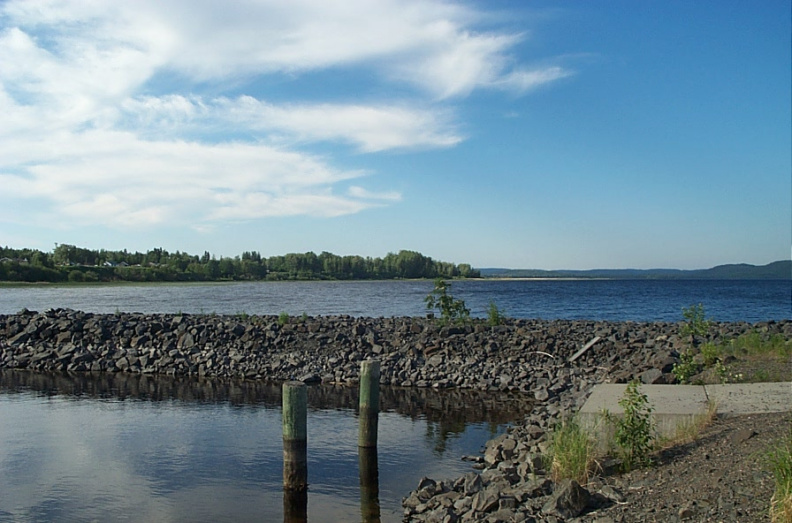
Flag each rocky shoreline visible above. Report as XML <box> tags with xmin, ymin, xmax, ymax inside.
<box><xmin>1</xmin><ymin>309</ymin><xmax>789</xmax><ymax>522</ymax></box>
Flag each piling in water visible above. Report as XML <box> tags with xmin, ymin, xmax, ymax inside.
<box><xmin>358</xmin><ymin>359</ymin><xmax>380</xmax><ymax>448</ymax></box>
<box><xmin>282</xmin><ymin>381</ymin><xmax>308</xmax><ymax>491</ymax></box>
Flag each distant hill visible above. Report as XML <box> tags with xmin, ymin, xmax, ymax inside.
<box><xmin>479</xmin><ymin>260</ymin><xmax>791</xmax><ymax>280</ymax></box>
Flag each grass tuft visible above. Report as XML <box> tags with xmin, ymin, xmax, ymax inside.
<box><xmin>545</xmin><ymin>418</ymin><xmax>597</xmax><ymax>485</ymax></box>
<box><xmin>659</xmin><ymin>401</ymin><xmax>718</xmax><ymax>448</ymax></box>
<box><xmin>767</xmin><ymin>427</ymin><xmax>792</xmax><ymax>523</ymax></box>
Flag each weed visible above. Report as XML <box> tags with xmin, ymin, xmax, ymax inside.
<box><xmin>729</xmin><ymin>332</ymin><xmax>791</xmax><ymax>358</ymax></box>
<box><xmin>659</xmin><ymin>401</ymin><xmax>718</xmax><ymax>448</ymax></box>
<box><xmin>753</xmin><ymin>369</ymin><xmax>770</xmax><ymax>382</ymax></box>
<box><xmin>765</xmin><ymin>428</ymin><xmax>792</xmax><ymax>523</ymax></box>
<box><xmin>705</xmin><ymin>331</ymin><xmax>791</xmax><ymax>383</ymax></box>
<box><xmin>680</xmin><ymin>303</ymin><xmax>711</xmax><ymax>346</ymax></box>
<box><xmin>672</xmin><ymin>350</ymin><xmax>699</xmax><ymax>384</ymax></box>
<box><xmin>713</xmin><ymin>359</ymin><xmax>728</xmax><ymax>383</ymax></box>
<box><xmin>236</xmin><ymin>311</ymin><xmax>250</xmax><ymax>321</ymax></box>
<box><xmin>486</xmin><ymin>301</ymin><xmax>507</xmax><ymax>326</ymax></box>
<box><xmin>424</xmin><ymin>278</ymin><xmax>470</xmax><ymax>326</ymax></box>
<box><xmin>605</xmin><ymin>380</ymin><xmax>657</xmax><ymax>471</ymax></box>
<box><xmin>278</xmin><ymin>311</ymin><xmax>289</xmax><ymax>325</ymax></box>
<box><xmin>700</xmin><ymin>342</ymin><xmax>721</xmax><ymax>366</ymax></box>
<box><xmin>545</xmin><ymin>418</ymin><xmax>596</xmax><ymax>485</ymax></box>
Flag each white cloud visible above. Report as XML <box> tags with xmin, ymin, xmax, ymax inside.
<box><xmin>0</xmin><ymin>0</ymin><xmax>569</xmax><ymax>230</ymax></box>
<box><xmin>1</xmin><ymin>131</ymin><xmax>372</xmax><ymax>228</ymax></box>
<box><xmin>347</xmin><ymin>186</ymin><xmax>402</xmax><ymax>202</ymax></box>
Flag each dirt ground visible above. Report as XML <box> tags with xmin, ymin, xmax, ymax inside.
<box><xmin>579</xmin><ymin>411</ymin><xmax>791</xmax><ymax>523</ymax></box>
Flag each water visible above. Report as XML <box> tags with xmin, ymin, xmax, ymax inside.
<box><xmin>0</xmin><ymin>279</ymin><xmax>787</xmax><ymax>521</ymax></box>
<box><xmin>0</xmin><ymin>371</ymin><xmax>533</xmax><ymax>523</ymax></box>
<box><xmin>0</xmin><ymin>279</ymin><xmax>789</xmax><ymax>322</ymax></box>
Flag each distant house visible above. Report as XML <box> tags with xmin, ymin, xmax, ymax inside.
<box><xmin>103</xmin><ymin>261</ymin><xmax>116</xmax><ymax>267</ymax></box>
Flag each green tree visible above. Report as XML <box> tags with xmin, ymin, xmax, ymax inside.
<box><xmin>424</xmin><ymin>278</ymin><xmax>470</xmax><ymax>325</ymax></box>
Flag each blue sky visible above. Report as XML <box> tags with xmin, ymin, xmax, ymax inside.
<box><xmin>0</xmin><ymin>0</ymin><xmax>789</xmax><ymax>270</ymax></box>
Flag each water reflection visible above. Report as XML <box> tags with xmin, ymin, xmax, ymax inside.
<box><xmin>0</xmin><ymin>370</ymin><xmax>533</xmax><ymax>522</ymax></box>
<box><xmin>283</xmin><ymin>489</ymin><xmax>308</xmax><ymax>523</ymax></box>
<box><xmin>0</xmin><ymin>370</ymin><xmax>533</xmax><ymax>452</ymax></box>
<box><xmin>359</xmin><ymin>447</ymin><xmax>380</xmax><ymax>523</ymax></box>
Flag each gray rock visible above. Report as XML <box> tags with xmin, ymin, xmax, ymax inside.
<box><xmin>541</xmin><ymin>479</ymin><xmax>590</xmax><ymax>519</ymax></box>
<box><xmin>640</xmin><ymin>368</ymin><xmax>664</xmax><ymax>384</ymax></box>
<box><xmin>471</xmin><ymin>488</ymin><xmax>499</xmax><ymax>513</ymax></box>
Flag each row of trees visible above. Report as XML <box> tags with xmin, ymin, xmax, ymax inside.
<box><xmin>0</xmin><ymin>245</ymin><xmax>479</xmax><ymax>283</ymax></box>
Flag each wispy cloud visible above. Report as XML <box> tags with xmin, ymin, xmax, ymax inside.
<box><xmin>120</xmin><ymin>95</ymin><xmax>463</xmax><ymax>152</ymax></box>
<box><xmin>0</xmin><ymin>0</ymin><xmax>570</xmax><ymax>229</ymax></box>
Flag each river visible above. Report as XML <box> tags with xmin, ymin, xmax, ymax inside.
<box><xmin>0</xmin><ymin>279</ymin><xmax>788</xmax><ymax>322</ymax></box>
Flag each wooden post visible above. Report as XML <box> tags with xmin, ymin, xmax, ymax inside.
<box><xmin>358</xmin><ymin>446</ymin><xmax>381</xmax><ymax>522</ymax></box>
<box><xmin>283</xmin><ymin>488</ymin><xmax>308</xmax><ymax>523</ymax></box>
<box><xmin>283</xmin><ymin>381</ymin><xmax>308</xmax><ymax>491</ymax></box>
<box><xmin>358</xmin><ymin>359</ymin><xmax>380</xmax><ymax>448</ymax></box>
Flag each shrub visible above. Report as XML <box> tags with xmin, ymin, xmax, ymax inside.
<box><xmin>680</xmin><ymin>303</ymin><xmax>711</xmax><ymax>346</ymax></box>
<box><xmin>278</xmin><ymin>311</ymin><xmax>290</xmax><ymax>325</ymax></box>
<box><xmin>672</xmin><ymin>350</ymin><xmax>699</xmax><ymax>384</ymax></box>
<box><xmin>424</xmin><ymin>278</ymin><xmax>470</xmax><ymax>326</ymax></box>
<box><xmin>605</xmin><ymin>380</ymin><xmax>656</xmax><ymax>471</ymax></box>
<box><xmin>545</xmin><ymin>418</ymin><xmax>596</xmax><ymax>485</ymax></box>
<box><xmin>486</xmin><ymin>301</ymin><xmax>507</xmax><ymax>326</ymax></box>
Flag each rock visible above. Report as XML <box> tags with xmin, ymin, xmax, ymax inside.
<box><xmin>297</xmin><ymin>373</ymin><xmax>321</xmax><ymax>384</ymax></box>
<box><xmin>640</xmin><ymin>368</ymin><xmax>664</xmax><ymax>384</ymax></box>
<box><xmin>729</xmin><ymin>427</ymin><xmax>757</xmax><ymax>445</ymax></box>
<box><xmin>598</xmin><ymin>485</ymin><xmax>625</xmax><ymax>503</ymax></box>
<box><xmin>678</xmin><ymin>501</ymin><xmax>697</xmax><ymax>519</ymax></box>
<box><xmin>471</xmin><ymin>488</ymin><xmax>500</xmax><ymax>513</ymax></box>
<box><xmin>463</xmin><ymin>472</ymin><xmax>483</xmax><ymax>496</ymax></box>
<box><xmin>541</xmin><ymin>479</ymin><xmax>591</xmax><ymax>519</ymax></box>
<box><xmin>534</xmin><ymin>388</ymin><xmax>550</xmax><ymax>401</ymax></box>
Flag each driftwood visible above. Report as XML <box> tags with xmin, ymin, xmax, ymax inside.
<box><xmin>568</xmin><ymin>336</ymin><xmax>601</xmax><ymax>363</ymax></box>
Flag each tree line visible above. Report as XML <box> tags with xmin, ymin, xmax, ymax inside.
<box><xmin>0</xmin><ymin>244</ymin><xmax>479</xmax><ymax>283</ymax></box>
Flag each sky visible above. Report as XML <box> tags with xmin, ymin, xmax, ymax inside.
<box><xmin>0</xmin><ymin>0</ymin><xmax>789</xmax><ymax>270</ymax></box>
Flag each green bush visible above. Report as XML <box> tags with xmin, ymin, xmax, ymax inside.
<box><xmin>680</xmin><ymin>303</ymin><xmax>711</xmax><ymax>346</ymax></box>
<box><xmin>278</xmin><ymin>312</ymin><xmax>290</xmax><ymax>325</ymax></box>
<box><xmin>606</xmin><ymin>380</ymin><xmax>657</xmax><ymax>471</ymax></box>
<box><xmin>486</xmin><ymin>301</ymin><xmax>507</xmax><ymax>326</ymax></box>
<box><xmin>424</xmin><ymin>278</ymin><xmax>470</xmax><ymax>326</ymax></box>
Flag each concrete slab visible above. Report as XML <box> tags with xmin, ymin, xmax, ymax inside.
<box><xmin>578</xmin><ymin>384</ymin><xmax>710</xmax><ymax>452</ymax></box>
<box><xmin>704</xmin><ymin>382</ymin><xmax>792</xmax><ymax>416</ymax></box>
<box><xmin>576</xmin><ymin>382</ymin><xmax>792</xmax><ymax>454</ymax></box>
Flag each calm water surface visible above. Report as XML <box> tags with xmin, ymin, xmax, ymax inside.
<box><xmin>0</xmin><ymin>372</ymin><xmax>532</xmax><ymax>523</ymax></box>
<box><xmin>0</xmin><ymin>279</ymin><xmax>788</xmax><ymax>322</ymax></box>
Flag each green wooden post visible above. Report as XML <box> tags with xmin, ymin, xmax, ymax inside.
<box><xmin>358</xmin><ymin>359</ymin><xmax>380</xmax><ymax>448</ymax></box>
<box><xmin>282</xmin><ymin>381</ymin><xmax>308</xmax><ymax>491</ymax></box>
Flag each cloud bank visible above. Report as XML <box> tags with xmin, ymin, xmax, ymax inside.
<box><xmin>0</xmin><ymin>0</ymin><xmax>569</xmax><ymax>229</ymax></box>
